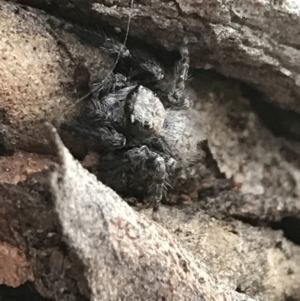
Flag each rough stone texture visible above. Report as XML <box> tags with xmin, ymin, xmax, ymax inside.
<box><xmin>0</xmin><ymin>129</ymin><xmax>300</xmax><ymax>300</ymax></box>
<box><xmin>9</xmin><ymin>0</ymin><xmax>300</xmax><ymax>113</ymax></box>
<box><xmin>0</xmin><ymin>0</ymin><xmax>113</xmax><ymax>153</ymax></box>
<box><xmin>2</xmin><ymin>0</ymin><xmax>300</xmax><ymax>221</ymax></box>
<box><xmin>142</xmin><ymin>205</ymin><xmax>300</xmax><ymax>301</ymax></box>
<box><xmin>1</xmin><ymin>1</ymin><xmax>300</xmax><ymax>300</ymax></box>
<box><xmin>48</xmin><ymin>125</ymin><xmax>256</xmax><ymax>301</ymax></box>
<box><xmin>0</xmin><ymin>169</ymin><xmax>90</xmax><ymax>301</ymax></box>
<box><xmin>3</xmin><ymin>0</ymin><xmax>300</xmax><ymax>225</ymax></box>
<box><xmin>184</xmin><ymin>71</ymin><xmax>300</xmax><ymax>222</ymax></box>
<box><xmin>0</xmin><ymin>242</ymin><xmax>34</xmax><ymax>287</ymax></box>
<box><xmin>0</xmin><ymin>152</ymin><xmax>55</xmax><ymax>184</ymax></box>
<box><xmin>156</xmin><ymin>70</ymin><xmax>300</xmax><ymax>230</ymax></box>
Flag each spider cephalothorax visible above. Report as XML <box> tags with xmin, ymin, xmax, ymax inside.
<box><xmin>65</xmin><ymin>26</ymin><xmax>199</xmax><ymax>218</ymax></box>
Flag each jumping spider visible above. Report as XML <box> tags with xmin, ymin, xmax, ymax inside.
<box><xmin>64</xmin><ymin>25</ymin><xmax>199</xmax><ymax>219</ymax></box>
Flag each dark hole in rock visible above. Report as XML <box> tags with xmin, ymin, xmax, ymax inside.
<box><xmin>285</xmin><ymin>296</ymin><xmax>300</xmax><ymax>301</ymax></box>
<box><xmin>0</xmin><ymin>282</ymin><xmax>54</xmax><ymax>301</ymax></box>
<box><xmin>271</xmin><ymin>216</ymin><xmax>300</xmax><ymax>246</ymax></box>
<box><xmin>0</xmin><ymin>139</ymin><xmax>13</xmax><ymax>157</ymax></box>
<box><xmin>235</xmin><ymin>285</ymin><xmax>243</xmax><ymax>293</ymax></box>
<box><xmin>240</xmin><ymin>83</ymin><xmax>300</xmax><ymax>143</ymax></box>
<box><xmin>281</xmin><ymin>216</ymin><xmax>300</xmax><ymax>245</ymax></box>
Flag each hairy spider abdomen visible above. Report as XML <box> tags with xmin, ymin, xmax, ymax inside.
<box><xmin>125</xmin><ymin>85</ymin><xmax>166</xmax><ymax>137</ymax></box>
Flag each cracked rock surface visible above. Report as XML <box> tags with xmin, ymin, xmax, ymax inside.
<box><xmin>1</xmin><ymin>1</ymin><xmax>300</xmax><ymax>300</ymax></box>
<box><xmin>9</xmin><ymin>0</ymin><xmax>300</xmax><ymax>113</ymax></box>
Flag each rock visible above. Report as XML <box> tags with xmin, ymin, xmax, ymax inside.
<box><xmin>7</xmin><ymin>0</ymin><xmax>300</xmax><ymax>113</ymax></box>
<box><xmin>1</xmin><ymin>1</ymin><xmax>300</xmax><ymax>300</ymax></box>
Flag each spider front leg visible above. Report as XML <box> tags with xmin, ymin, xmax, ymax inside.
<box><xmin>99</xmin><ymin>145</ymin><xmax>169</xmax><ymax>219</ymax></box>
<box><xmin>167</xmin><ymin>39</ymin><xmax>191</xmax><ymax>109</ymax></box>
<box><xmin>68</xmin><ymin>120</ymin><xmax>126</xmax><ymax>152</ymax></box>
<box><xmin>105</xmin><ymin>145</ymin><xmax>167</xmax><ymax>218</ymax></box>
<box><xmin>128</xmin><ymin>146</ymin><xmax>168</xmax><ymax>219</ymax></box>
<box><xmin>173</xmin><ymin>39</ymin><xmax>190</xmax><ymax>99</ymax></box>
<box><xmin>150</xmin><ymin>154</ymin><xmax>166</xmax><ymax>213</ymax></box>
<box><xmin>115</xmin><ymin>47</ymin><xmax>165</xmax><ymax>87</ymax></box>
<box><xmin>89</xmin><ymin>72</ymin><xmax>130</xmax><ymax>101</ymax></box>
<box><xmin>52</xmin><ymin>19</ymin><xmax>131</xmax><ymax>58</ymax></box>
<box><xmin>130</xmin><ymin>48</ymin><xmax>165</xmax><ymax>83</ymax></box>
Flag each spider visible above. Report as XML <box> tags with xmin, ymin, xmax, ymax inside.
<box><xmin>62</xmin><ymin>24</ymin><xmax>199</xmax><ymax>219</ymax></box>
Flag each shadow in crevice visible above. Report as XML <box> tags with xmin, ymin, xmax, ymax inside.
<box><xmin>240</xmin><ymin>83</ymin><xmax>300</xmax><ymax>143</ymax></box>
<box><xmin>285</xmin><ymin>296</ymin><xmax>300</xmax><ymax>301</ymax></box>
<box><xmin>271</xmin><ymin>216</ymin><xmax>300</xmax><ymax>246</ymax></box>
<box><xmin>0</xmin><ymin>139</ymin><xmax>14</xmax><ymax>157</ymax></box>
<box><xmin>0</xmin><ymin>282</ymin><xmax>54</xmax><ymax>301</ymax></box>
<box><xmin>230</xmin><ymin>213</ymin><xmax>300</xmax><ymax>247</ymax></box>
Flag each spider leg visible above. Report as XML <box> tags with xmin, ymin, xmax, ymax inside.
<box><xmin>166</xmin><ymin>39</ymin><xmax>191</xmax><ymax>109</ymax></box>
<box><xmin>89</xmin><ymin>72</ymin><xmax>130</xmax><ymax>100</ymax></box>
<box><xmin>173</xmin><ymin>39</ymin><xmax>190</xmax><ymax>100</ymax></box>
<box><xmin>80</xmin><ymin>84</ymin><xmax>139</xmax><ymax>141</ymax></box>
<box><xmin>127</xmin><ymin>146</ymin><xmax>169</xmax><ymax>218</ymax></box>
<box><xmin>115</xmin><ymin>48</ymin><xmax>165</xmax><ymax>86</ymax></box>
<box><xmin>53</xmin><ymin>20</ymin><xmax>131</xmax><ymax>58</ymax></box>
<box><xmin>149</xmin><ymin>136</ymin><xmax>174</xmax><ymax>157</ymax></box>
<box><xmin>131</xmin><ymin>48</ymin><xmax>165</xmax><ymax>82</ymax></box>
<box><xmin>68</xmin><ymin>118</ymin><xmax>126</xmax><ymax>152</ymax></box>
<box><xmin>99</xmin><ymin>145</ymin><xmax>169</xmax><ymax>218</ymax></box>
